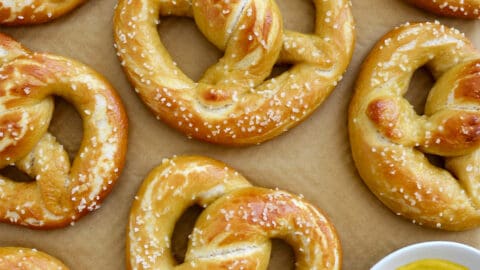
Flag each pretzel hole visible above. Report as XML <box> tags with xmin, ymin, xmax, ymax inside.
<box><xmin>404</xmin><ymin>68</ymin><xmax>434</xmax><ymax>115</ymax></box>
<box><xmin>158</xmin><ymin>17</ymin><xmax>222</xmax><ymax>81</ymax></box>
<box><xmin>425</xmin><ymin>153</ymin><xmax>447</xmax><ymax>171</ymax></box>
<box><xmin>268</xmin><ymin>239</ymin><xmax>295</xmax><ymax>270</ymax></box>
<box><xmin>276</xmin><ymin>0</ymin><xmax>314</xmax><ymax>33</ymax></box>
<box><xmin>267</xmin><ymin>64</ymin><xmax>293</xmax><ymax>80</ymax></box>
<box><xmin>48</xmin><ymin>97</ymin><xmax>83</xmax><ymax>160</ymax></box>
<box><xmin>0</xmin><ymin>166</ymin><xmax>33</xmax><ymax>182</ymax></box>
<box><xmin>172</xmin><ymin>205</ymin><xmax>203</xmax><ymax>263</ymax></box>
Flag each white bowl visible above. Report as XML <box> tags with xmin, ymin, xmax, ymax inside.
<box><xmin>371</xmin><ymin>241</ymin><xmax>480</xmax><ymax>269</ymax></box>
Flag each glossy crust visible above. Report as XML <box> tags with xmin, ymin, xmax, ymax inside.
<box><xmin>0</xmin><ymin>0</ymin><xmax>86</xmax><ymax>25</ymax></box>
<box><xmin>127</xmin><ymin>156</ymin><xmax>341</xmax><ymax>269</ymax></box>
<box><xmin>0</xmin><ymin>247</ymin><xmax>69</xmax><ymax>270</ymax></box>
<box><xmin>114</xmin><ymin>0</ymin><xmax>355</xmax><ymax>145</ymax></box>
<box><xmin>404</xmin><ymin>0</ymin><xmax>480</xmax><ymax>19</ymax></box>
<box><xmin>0</xmin><ymin>33</ymin><xmax>128</xmax><ymax>229</ymax></box>
<box><xmin>349</xmin><ymin>22</ymin><xmax>480</xmax><ymax>231</ymax></box>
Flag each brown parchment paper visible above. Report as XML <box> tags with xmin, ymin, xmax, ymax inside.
<box><xmin>0</xmin><ymin>0</ymin><xmax>479</xmax><ymax>269</ymax></box>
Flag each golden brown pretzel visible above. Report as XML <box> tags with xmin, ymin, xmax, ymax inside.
<box><xmin>0</xmin><ymin>33</ymin><xmax>128</xmax><ymax>229</ymax></box>
<box><xmin>349</xmin><ymin>22</ymin><xmax>480</xmax><ymax>231</ymax></box>
<box><xmin>114</xmin><ymin>0</ymin><xmax>354</xmax><ymax>145</ymax></box>
<box><xmin>127</xmin><ymin>156</ymin><xmax>341</xmax><ymax>269</ymax></box>
<box><xmin>404</xmin><ymin>0</ymin><xmax>480</xmax><ymax>19</ymax></box>
<box><xmin>0</xmin><ymin>0</ymin><xmax>86</xmax><ymax>25</ymax></box>
<box><xmin>0</xmin><ymin>247</ymin><xmax>69</xmax><ymax>270</ymax></box>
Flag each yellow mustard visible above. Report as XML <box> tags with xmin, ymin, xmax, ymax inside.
<box><xmin>397</xmin><ymin>259</ymin><xmax>468</xmax><ymax>270</ymax></box>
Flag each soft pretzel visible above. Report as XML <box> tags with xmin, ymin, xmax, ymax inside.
<box><xmin>114</xmin><ymin>0</ymin><xmax>354</xmax><ymax>145</ymax></box>
<box><xmin>0</xmin><ymin>0</ymin><xmax>86</xmax><ymax>25</ymax></box>
<box><xmin>404</xmin><ymin>0</ymin><xmax>480</xmax><ymax>19</ymax></box>
<box><xmin>0</xmin><ymin>247</ymin><xmax>69</xmax><ymax>270</ymax></box>
<box><xmin>127</xmin><ymin>156</ymin><xmax>341</xmax><ymax>269</ymax></box>
<box><xmin>349</xmin><ymin>22</ymin><xmax>480</xmax><ymax>231</ymax></box>
<box><xmin>0</xmin><ymin>33</ymin><xmax>128</xmax><ymax>229</ymax></box>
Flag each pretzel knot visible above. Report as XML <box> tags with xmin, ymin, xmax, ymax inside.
<box><xmin>0</xmin><ymin>0</ymin><xmax>86</xmax><ymax>25</ymax></box>
<box><xmin>349</xmin><ymin>22</ymin><xmax>480</xmax><ymax>231</ymax></box>
<box><xmin>114</xmin><ymin>0</ymin><xmax>354</xmax><ymax>145</ymax></box>
<box><xmin>0</xmin><ymin>33</ymin><xmax>128</xmax><ymax>229</ymax></box>
<box><xmin>127</xmin><ymin>156</ymin><xmax>341</xmax><ymax>269</ymax></box>
<box><xmin>404</xmin><ymin>0</ymin><xmax>480</xmax><ymax>19</ymax></box>
<box><xmin>0</xmin><ymin>247</ymin><xmax>69</xmax><ymax>269</ymax></box>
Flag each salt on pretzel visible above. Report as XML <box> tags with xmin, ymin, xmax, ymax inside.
<box><xmin>0</xmin><ymin>247</ymin><xmax>69</xmax><ymax>270</ymax></box>
<box><xmin>127</xmin><ymin>156</ymin><xmax>341</xmax><ymax>269</ymax></box>
<box><xmin>349</xmin><ymin>22</ymin><xmax>480</xmax><ymax>231</ymax></box>
<box><xmin>114</xmin><ymin>0</ymin><xmax>354</xmax><ymax>145</ymax></box>
<box><xmin>0</xmin><ymin>0</ymin><xmax>86</xmax><ymax>25</ymax></box>
<box><xmin>404</xmin><ymin>0</ymin><xmax>480</xmax><ymax>19</ymax></box>
<box><xmin>0</xmin><ymin>33</ymin><xmax>128</xmax><ymax>229</ymax></box>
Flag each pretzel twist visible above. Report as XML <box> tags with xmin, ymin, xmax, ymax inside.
<box><xmin>404</xmin><ymin>0</ymin><xmax>480</xmax><ymax>19</ymax></box>
<box><xmin>0</xmin><ymin>33</ymin><xmax>128</xmax><ymax>229</ymax></box>
<box><xmin>114</xmin><ymin>0</ymin><xmax>354</xmax><ymax>145</ymax></box>
<box><xmin>0</xmin><ymin>247</ymin><xmax>69</xmax><ymax>269</ymax></box>
<box><xmin>0</xmin><ymin>0</ymin><xmax>86</xmax><ymax>25</ymax></box>
<box><xmin>127</xmin><ymin>156</ymin><xmax>341</xmax><ymax>269</ymax></box>
<box><xmin>349</xmin><ymin>22</ymin><xmax>480</xmax><ymax>231</ymax></box>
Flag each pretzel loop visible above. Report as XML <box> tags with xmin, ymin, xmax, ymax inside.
<box><xmin>0</xmin><ymin>247</ymin><xmax>69</xmax><ymax>269</ymax></box>
<box><xmin>0</xmin><ymin>33</ymin><xmax>128</xmax><ymax>229</ymax></box>
<box><xmin>114</xmin><ymin>0</ymin><xmax>354</xmax><ymax>145</ymax></box>
<box><xmin>0</xmin><ymin>0</ymin><xmax>86</xmax><ymax>25</ymax></box>
<box><xmin>127</xmin><ymin>156</ymin><xmax>341</xmax><ymax>269</ymax></box>
<box><xmin>404</xmin><ymin>0</ymin><xmax>480</xmax><ymax>19</ymax></box>
<box><xmin>349</xmin><ymin>22</ymin><xmax>480</xmax><ymax>230</ymax></box>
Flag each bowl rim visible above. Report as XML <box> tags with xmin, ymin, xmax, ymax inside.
<box><xmin>371</xmin><ymin>241</ymin><xmax>480</xmax><ymax>269</ymax></box>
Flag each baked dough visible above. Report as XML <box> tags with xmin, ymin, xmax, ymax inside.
<box><xmin>404</xmin><ymin>0</ymin><xmax>480</xmax><ymax>19</ymax></box>
<box><xmin>114</xmin><ymin>0</ymin><xmax>354</xmax><ymax>145</ymax></box>
<box><xmin>0</xmin><ymin>0</ymin><xmax>86</xmax><ymax>25</ymax></box>
<box><xmin>0</xmin><ymin>247</ymin><xmax>69</xmax><ymax>269</ymax></box>
<box><xmin>0</xmin><ymin>33</ymin><xmax>128</xmax><ymax>229</ymax></box>
<box><xmin>349</xmin><ymin>22</ymin><xmax>480</xmax><ymax>231</ymax></box>
<box><xmin>127</xmin><ymin>156</ymin><xmax>341</xmax><ymax>269</ymax></box>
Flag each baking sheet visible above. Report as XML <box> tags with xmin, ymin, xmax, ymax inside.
<box><xmin>0</xmin><ymin>0</ymin><xmax>479</xmax><ymax>269</ymax></box>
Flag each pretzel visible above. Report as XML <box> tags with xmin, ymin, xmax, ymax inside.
<box><xmin>0</xmin><ymin>247</ymin><xmax>69</xmax><ymax>269</ymax></box>
<box><xmin>127</xmin><ymin>156</ymin><xmax>341</xmax><ymax>269</ymax></box>
<box><xmin>404</xmin><ymin>0</ymin><xmax>480</xmax><ymax>19</ymax></box>
<box><xmin>113</xmin><ymin>0</ymin><xmax>354</xmax><ymax>145</ymax></box>
<box><xmin>0</xmin><ymin>33</ymin><xmax>128</xmax><ymax>229</ymax></box>
<box><xmin>0</xmin><ymin>0</ymin><xmax>86</xmax><ymax>25</ymax></box>
<box><xmin>349</xmin><ymin>22</ymin><xmax>480</xmax><ymax>231</ymax></box>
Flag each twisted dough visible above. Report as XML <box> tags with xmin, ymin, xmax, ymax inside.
<box><xmin>404</xmin><ymin>0</ymin><xmax>480</xmax><ymax>19</ymax></box>
<box><xmin>0</xmin><ymin>247</ymin><xmax>69</xmax><ymax>270</ymax></box>
<box><xmin>0</xmin><ymin>33</ymin><xmax>128</xmax><ymax>229</ymax></box>
<box><xmin>0</xmin><ymin>0</ymin><xmax>86</xmax><ymax>25</ymax></box>
<box><xmin>127</xmin><ymin>156</ymin><xmax>341</xmax><ymax>269</ymax></box>
<box><xmin>114</xmin><ymin>0</ymin><xmax>354</xmax><ymax>145</ymax></box>
<box><xmin>349</xmin><ymin>22</ymin><xmax>480</xmax><ymax>231</ymax></box>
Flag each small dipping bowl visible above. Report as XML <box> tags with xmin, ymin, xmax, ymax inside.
<box><xmin>371</xmin><ymin>241</ymin><xmax>480</xmax><ymax>269</ymax></box>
